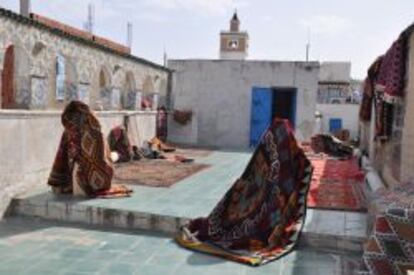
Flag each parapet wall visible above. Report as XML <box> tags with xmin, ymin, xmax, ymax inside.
<box><xmin>0</xmin><ymin>110</ymin><xmax>156</xmax><ymax>217</ymax></box>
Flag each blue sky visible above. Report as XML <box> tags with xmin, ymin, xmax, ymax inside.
<box><xmin>1</xmin><ymin>0</ymin><xmax>414</xmax><ymax>79</ymax></box>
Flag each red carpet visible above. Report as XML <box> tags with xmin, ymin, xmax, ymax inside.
<box><xmin>307</xmin><ymin>157</ymin><xmax>366</xmax><ymax>212</ymax></box>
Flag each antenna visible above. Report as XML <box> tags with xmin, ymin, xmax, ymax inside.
<box><xmin>306</xmin><ymin>27</ymin><xmax>311</xmax><ymax>62</ymax></box>
<box><xmin>127</xmin><ymin>22</ymin><xmax>133</xmax><ymax>48</ymax></box>
<box><xmin>84</xmin><ymin>3</ymin><xmax>95</xmax><ymax>33</ymax></box>
<box><xmin>163</xmin><ymin>46</ymin><xmax>167</xmax><ymax>67</ymax></box>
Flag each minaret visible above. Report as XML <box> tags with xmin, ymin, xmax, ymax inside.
<box><xmin>219</xmin><ymin>11</ymin><xmax>249</xmax><ymax>60</ymax></box>
<box><xmin>230</xmin><ymin>12</ymin><xmax>240</xmax><ymax>32</ymax></box>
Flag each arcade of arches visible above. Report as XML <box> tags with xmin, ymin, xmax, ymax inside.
<box><xmin>0</xmin><ymin>10</ymin><xmax>169</xmax><ymax>111</ymax></box>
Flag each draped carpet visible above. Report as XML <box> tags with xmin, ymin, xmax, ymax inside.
<box><xmin>176</xmin><ymin>119</ymin><xmax>313</xmax><ymax>266</ymax></box>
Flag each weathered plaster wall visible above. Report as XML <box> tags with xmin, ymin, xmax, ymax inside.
<box><xmin>168</xmin><ymin>60</ymin><xmax>319</xmax><ymax>148</ymax></box>
<box><xmin>401</xmin><ymin>33</ymin><xmax>414</xmax><ymax>183</ymax></box>
<box><xmin>319</xmin><ymin>62</ymin><xmax>351</xmax><ymax>83</ymax></box>
<box><xmin>317</xmin><ymin>104</ymin><xmax>360</xmax><ymax>139</ymax></box>
<box><xmin>0</xmin><ymin>110</ymin><xmax>156</xmax><ymax>217</ymax></box>
<box><xmin>0</xmin><ymin>14</ymin><xmax>169</xmax><ymax>110</ymax></box>
<box><xmin>365</xmin><ymin>32</ymin><xmax>414</xmax><ymax>187</ymax></box>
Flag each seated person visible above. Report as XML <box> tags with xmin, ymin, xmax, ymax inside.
<box><xmin>108</xmin><ymin>126</ymin><xmax>132</xmax><ymax>163</ymax></box>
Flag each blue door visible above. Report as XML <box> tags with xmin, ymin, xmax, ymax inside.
<box><xmin>250</xmin><ymin>87</ymin><xmax>272</xmax><ymax>147</ymax></box>
<box><xmin>329</xmin><ymin>118</ymin><xmax>342</xmax><ymax>133</ymax></box>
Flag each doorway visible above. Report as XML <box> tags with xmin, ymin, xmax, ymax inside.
<box><xmin>1</xmin><ymin>45</ymin><xmax>15</xmax><ymax>109</ymax></box>
<box><xmin>250</xmin><ymin>87</ymin><xmax>297</xmax><ymax>147</ymax></box>
<box><xmin>271</xmin><ymin>88</ymin><xmax>296</xmax><ymax>127</ymax></box>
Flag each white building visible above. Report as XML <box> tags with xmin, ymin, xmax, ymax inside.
<box><xmin>168</xmin><ymin>13</ymin><xmax>321</xmax><ymax>149</ymax></box>
<box><xmin>316</xmin><ymin>62</ymin><xmax>360</xmax><ymax>139</ymax></box>
<box><xmin>168</xmin><ymin>59</ymin><xmax>319</xmax><ymax>149</ymax></box>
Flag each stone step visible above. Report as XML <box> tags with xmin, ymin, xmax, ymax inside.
<box><xmin>7</xmin><ymin>190</ymin><xmax>368</xmax><ymax>254</ymax></box>
<box><xmin>8</xmin><ymin>195</ymin><xmax>189</xmax><ymax>235</ymax></box>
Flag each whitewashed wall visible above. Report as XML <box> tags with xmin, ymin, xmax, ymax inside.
<box><xmin>168</xmin><ymin>60</ymin><xmax>320</xmax><ymax>148</ymax></box>
<box><xmin>317</xmin><ymin>104</ymin><xmax>360</xmax><ymax>139</ymax></box>
<box><xmin>319</xmin><ymin>62</ymin><xmax>351</xmax><ymax>82</ymax></box>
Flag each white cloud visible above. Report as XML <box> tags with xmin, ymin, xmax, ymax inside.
<box><xmin>300</xmin><ymin>15</ymin><xmax>352</xmax><ymax>36</ymax></box>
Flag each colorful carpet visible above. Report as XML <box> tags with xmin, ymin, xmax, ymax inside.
<box><xmin>48</xmin><ymin>101</ymin><xmax>132</xmax><ymax>198</ymax></box>
<box><xmin>176</xmin><ymin>119</ymin><xmax>313</xmax><ymax>266</ymax></box>
<box><xmin>310</xmin><ymin>158</ymin><xmax>365</xmax><ymax>183</ymax></box>
<box><xmin>361</xmin><ymin>183</ymin><xmax>414</xmax><ymax>274</ymax></box>
<box><xmin>113</xmin><ymin>160</ymin><xmax>210</xmax><ymax>188</ymax></box>
<box><xmin>307</xmin><ymin>180</ymin><xmax>366</xmax><ymax>212</ymax></box>
<box><xmin>307</xmin><ymin>157</ymin><xmax>366</xmax><ymax>212</ymax></box>
<box><xmin>362</xmin><ymin>205</ymin><xmax>414</xmax><ymax>275</ymax></box>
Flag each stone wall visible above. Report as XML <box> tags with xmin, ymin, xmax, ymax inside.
<box><xmin>0</xmin><ymin>11</ymin><xmax>169</xmax><ymax>110</ymax></box>
<box><xmin>0</xmin><ymin>110</ymin><xmax>156</xmax><ymax>217</ymax></box>
<box><xmin>168</xmin><ymin>60</ymin><xmax>319</xmax><ymax>148</ymax></box>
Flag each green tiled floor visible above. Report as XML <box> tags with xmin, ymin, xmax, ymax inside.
<box><xmin>18</xmin><ymin>150</ymin><xmax>252</xmax><ymax>219</ymax></box>
<box><xmin>0</xmin><ymin>218</ymin><xmax>358</xmax><ymax>275</ymax></box>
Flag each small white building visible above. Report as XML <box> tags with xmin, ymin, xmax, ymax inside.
<box><xmin>316</xmin><ymin>62</ymin><xmax>360</xmax><ymax>139</ymax></box>
<box><xmin>168</xmin><ymin>59</ymin><xmax>319</xmax><ymax>149</ymax></box>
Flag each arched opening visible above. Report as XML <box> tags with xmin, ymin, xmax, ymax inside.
<box><xmin>55</xmin><ymin>54</ymin><xmax>66</xmax><ymax>101</ymax></box>
<box><xmin>1</xmin><ymin>45</ymin><xmax>15</xmax><ymax>108</ymax></box>
<box><xmin>32</xmin><ymin>41</ymin><xmax>46</xmax><ymax>57</ymax></box>
<box><xmin>65</xmin><ymin>57</ymin><xmax>79</xmax><ymax>102</ymax></box>
<box><xmin>14</xmin><ymin>45</ymin><xmax>31</xmax><ymax>109</ymax></box>
<box><xmin>158</xmin><ymin>78</ymin><xmax>168</xmax><ymax>108</ymax></box>
<box><xmin>142</xmin><ymin>75</ymin><xmax>154</xmax><ymax>94</ymax></box>
<box><xmin>99</xmin><ymin>69</ymin><xmax>109</xmax><ymax>90</ymax></box>
<box><xmin>142</xmin><ymin>75</ymin><xmax>155</xmax><ymax>110</ymax></box>
<box><xmin>123</xmin><ymin>71</ymin><xmax>136</xmax><ymax>109</ymax></box>
<box><xmin>98</xmin><ymin>67</ymin><xmax>112</xmax><ymax>110</ymax></box>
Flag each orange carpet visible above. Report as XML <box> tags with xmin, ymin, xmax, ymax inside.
<box><xmin>307</xmin><ymin>157</ymin><xmax>366</xmax><ymax>212</ymax></box>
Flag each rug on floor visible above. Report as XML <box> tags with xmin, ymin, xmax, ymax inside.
<box><xmin>113</xmin><ymin>160</ymin><xmax>210</xmax><ymax>188</ymax></box>
<box><xmin>307</xmin><ymin>157</ymin><xmax>366</xmax><ymax>212</ymax></box>
<box><xmin>307</xmin><ymin>179</ymin><xmax>366</xmax><ymax>211</ymax></box>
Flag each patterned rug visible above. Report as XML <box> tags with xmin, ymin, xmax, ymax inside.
<box><xmin>175</xmin><ymin>119</ymin><xmax>313</xmax><ymax>266</ymax></box>
<box><xmin>310</xmin><ymin>158</ymin><xmax>365</xmax><ymax>182</ymax></box>
<box><xmin>113</xmin><ymin>160</ymin><xmax>210</xmax><ymax>188</ymax></box>
<box><xmin>307</xmin><ymin>157</ymin><xmax>366</xmax><ymax>212</ymax></box>
<box><xmin>362</xmin><ymin>205</ymin><xmax>414</xmax><ymax>275</ymax></box>
<box><xmin>164</xmin><ymin>146</ymin><xmax>213</xmax><ymax>159</ymax></box>
<box><xmin>307</xmin><ymin>179</ymin><xmax>366</xmax><ymax>212</ymax></box>
<box><xmin>48</xmin><ymin>101</ymin><xmax>132</xmax><ymax>198</ymax></box>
